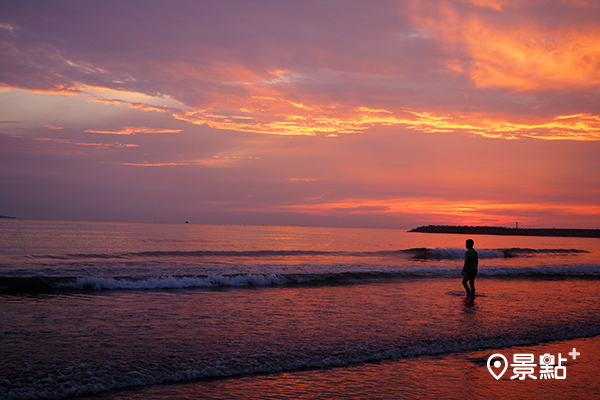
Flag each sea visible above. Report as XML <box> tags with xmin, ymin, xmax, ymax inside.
<box><xmin>1</xmin><ymin>219</ymin><xmax>599</xmax><ymax>399</ymax></box>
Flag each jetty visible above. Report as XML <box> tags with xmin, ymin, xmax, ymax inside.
<box><xmin>409</xmin><ymin>225</ymin><xmax>600</xmax><ymax>238</ymax></box>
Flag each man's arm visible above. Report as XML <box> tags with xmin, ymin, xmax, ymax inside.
<box><xmin>462</xmin><ymin>251</ymin><xmax>471</xmax><ymax>274</ymax></box>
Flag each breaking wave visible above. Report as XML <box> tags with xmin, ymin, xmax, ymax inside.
<box><xmin>2</xmin><ymin>263</ymin><xmax>599</xmax><ymax>294</ymax></box>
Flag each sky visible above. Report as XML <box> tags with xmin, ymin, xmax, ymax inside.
<box><xmin>1</xmin><ymin>0</ymin><xmax>599</xmax><ymax>229</ymax></box>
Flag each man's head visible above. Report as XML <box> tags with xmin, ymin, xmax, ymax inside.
<box><xmin>466</xmin><ymin>239</ymin><xmax>474</xmax><ymax>249</ymax></box>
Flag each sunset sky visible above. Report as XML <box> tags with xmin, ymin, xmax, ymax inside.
<box><xmin>1</xmin><ymin>0</ymin><xmax>599</xmax><ymax>229</ymax></box>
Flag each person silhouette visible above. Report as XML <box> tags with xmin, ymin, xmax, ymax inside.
<box><xmin>462</xmin><ymin>239</ymin><xmax>478</xmax><ymax>297</ymax></box>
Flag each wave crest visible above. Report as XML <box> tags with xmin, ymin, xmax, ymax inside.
<box><xmin>2</xmin><ymin>264</ymin><xmax>599</xmax><ymax>294</ymax></box>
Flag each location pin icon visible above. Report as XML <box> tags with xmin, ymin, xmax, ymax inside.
<box><xmin>487</xmin><ymin>354</ymin><xmax>508</xmax><ymax>380</ymax></box>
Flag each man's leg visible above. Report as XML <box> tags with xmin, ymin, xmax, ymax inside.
<box><xmin>468</xmin><ymin>276</ymin><xmax>475</xmax><ymax>296</ymax></box>
<box><xmin>462</xmin><ymin>275</ymin><xmax>472</xmax><ymax>296</ymax></box>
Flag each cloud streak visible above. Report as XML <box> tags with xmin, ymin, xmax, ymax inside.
<box><xmin>84</xmin><ymin>127</ymin><xmax>182</xmax><ymax>135</ymax></box>
<box><xmin>33</xmin><ymin>137</ymin><xmax>138</xmax><ymax>148</ymax></box>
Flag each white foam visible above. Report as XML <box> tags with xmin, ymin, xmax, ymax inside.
<box><xmin>57</xmin><ymin>274</ymin><xmax>288</xmax><ymax>290</ymax></box>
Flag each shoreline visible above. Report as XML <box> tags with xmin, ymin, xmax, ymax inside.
<box><xmin>78</xmin><ymin>335</ymin><xmax>600</xmax><ymax>400</ymax></box>
<box><xmin>409</xmin><ymin>225</ymin><xmax>600</xmax><ymax>238</ymax></box>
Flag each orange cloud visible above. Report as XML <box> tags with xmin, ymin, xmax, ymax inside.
<box><xmin>466</xmin><ymin>25</ymin><xmax>600</xmax><ymax>91</ymax></box>
<box><xmin>127</xmin><ymin>102</ymin><xmax>169</xmax><ymax>113</ymax></box>
<box><xmin>411</xmin><ymin>0</ymin><xmax>600</xmax><ymax>91</ymax></box>
<box><xmin>110</xmin><ymin>156</ymin><xmax>257</xmax><ymax>167</ymax></box>
<box><xmin>8</xmin><ymin>83</ymin><xmax>600</xmax><ymax>140</ymax></box>
<box><xmin>87</xmin><ymin>98</ymin><xmax>170</xmax><ymax>113</ymax></box>
<box><xmin>88</xmin><ymin>98</ymin><xmax>174</xmax><ymax>114</ymax></box>
<box><xmin>89</xmin><ymin>98</ymin><xmax>124</xmax><ymax>105</ymax></box>
<box><xmin>266</xmin><ymin>197</ymin><xmax>600</xmax><ymax>226</ymax></box>
<box><xmin>174</xmin><ymin>102</ymin><xmax>600</xmax><ymax>140</ymax></box>
<box><xmin>44</xmin><ymin>125</ymin><xmax>64</xmax><ymax>130</ymax></box>
<box><xmin>194</xmin><ymin>156</ymin><xmax>258</xmax><ymax>166</ymax></box>
<box><xmin>84</xmin><ymin>126</ymin><xmax>182</xmax><ymax>135</ymax></box>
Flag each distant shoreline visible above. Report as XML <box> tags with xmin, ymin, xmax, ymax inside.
<box><xmin>0</xmin><ymin>215</ymin><xmax>16</xmax><ymax>219</ymax></box>
<box><xmin>409</xmin><ymin>225</ymin><xmax>600</xmax><ymax>238</ymax></box>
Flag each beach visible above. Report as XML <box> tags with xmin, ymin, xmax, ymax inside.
<box><xmin>1</xmin><ymin>220</ymin><xmax>599</xmax><ymax>399</ymax></box>
<box><xmin>82</xmin><ymin>336</ymin><xmax>600</xmax><ymax>400</ymax></box>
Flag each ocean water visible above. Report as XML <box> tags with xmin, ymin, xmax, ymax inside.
<box><xmin>1</xmin><ymin>220</ymin><xmax>599</xmax><ymax>399</ymax></box>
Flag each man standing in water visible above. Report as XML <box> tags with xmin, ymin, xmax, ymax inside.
<box><xmin>462</xmin><ymin>239</ymin><xmax>478</xmax><ymax>297</ymax></box>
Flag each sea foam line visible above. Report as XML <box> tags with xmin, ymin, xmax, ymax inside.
<box><xmin>56</xmin><ymin>265</ymin><xmax>600</xmax><ymax>291</ymax></box>
<box><xmin>2</xmin><ymin>263</ymin><xmax>599</xmax><ymax>294</ymax></box>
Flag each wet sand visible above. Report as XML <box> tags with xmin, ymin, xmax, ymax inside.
<box><xmin>84</xmin><ymin>335</ymin><xmax>600</xmax><ymax>399</ymax></box>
